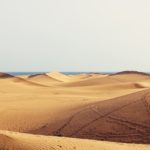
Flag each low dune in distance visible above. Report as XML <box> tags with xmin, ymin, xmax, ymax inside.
<box><xmin>27</xmin><ymin>73</ymin><xmax>61</xmax><ymax>86</ymax></box>
<box><xmin>0</xmin><ymin>72</ymin><xmax>14</xmax><ymax>79</ymax></box>
<box><xmin>46</xmin><ymin>71</ymin><xmax>75</xmax><ymax>82</ymax></box>
<box><xmin>110</xmin><ymin>71</ymin><xmax>150</xmax><ymax>82</ymax></box>
<box><xmin>0</xmin><ymin>71</ymin><xmax>150</xmax><ymax>149</ymax></box>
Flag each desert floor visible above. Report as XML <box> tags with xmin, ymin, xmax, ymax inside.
<box><xmin>0</xmin><ymin>71</ymin><xmax>150</xmax><ymax>150</ymax></box>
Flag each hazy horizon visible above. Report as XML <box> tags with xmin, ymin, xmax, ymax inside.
<box><xmin>1</xmin><ymin>0</ymin><xmax>150</xmax><ymax>72</ymax></box>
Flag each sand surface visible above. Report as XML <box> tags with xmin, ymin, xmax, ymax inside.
<box><xmin>0</xmin><ymin>71</ymin><xmax>150</xmax><ymax>149</ymax></box>
<box><xmin>0</xmin><ymin>130</ymin><xmax>150</xmax><ymax>150</ymax></box>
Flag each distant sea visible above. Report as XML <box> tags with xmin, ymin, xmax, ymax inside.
<box><xmin>8</xmin><ymin>72</ymin><xmax>113</xmax><ymax>76</ymax></box>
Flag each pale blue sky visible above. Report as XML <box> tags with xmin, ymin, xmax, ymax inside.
<box><xmin>0</xmin><ymin>0</ymin><xmax>150</xmax><ymax>72</ymax></box>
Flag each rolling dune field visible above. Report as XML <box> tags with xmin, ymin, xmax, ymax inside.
<box><xmin>0</xmin><ymin>71</ymin><xmax>150</xmax><ymax>150</ymax></box>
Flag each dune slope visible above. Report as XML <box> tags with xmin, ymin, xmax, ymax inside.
<box><xmin>0</xmin><ymin>71</ymin><xmax>150</xmax><ymax>149</ymax></box>
<box><xmin>46</xmin><ymin>71</ymin><xmax>73</xmax><ymax>82</ymax></box>
<box><xmin>32</xmin><ymin>89</ymin><xmax>150</xmax><ymax>144</ymax></box>
<box><xmin>0</xmin><ymin>130</ymin><xmax>150</xmax><ymax>150</ymax></box>
<box><xmin>28</xmin><ymin>73</ymin><xmax>61</xmax><ymax>86</ymax></box>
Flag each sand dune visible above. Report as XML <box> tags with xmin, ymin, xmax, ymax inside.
<box><xmin>0</xmin><ymin>71</ymin><xmax>150</xmax><ymax>149</ymax></box>
<box><xmin>28</xmin><ymin>73</ymin><xmax>61</xmax><ymax>86</ymax></box>
<box><xmin>45</xmin><ymin>89</ymin><xmax>150</xmax><ymax>144</ymax></box>
<box><xmin>68</xmin><ymin>73</ymin><xmax>108</xmax><ymax>80</ymax></box>
<box><xmin>0</xmin><ymin>72</ymin><xmax>14</xmax><ymax>79</ymax></box>
<box><xmin>46</xmin><ymin>71</ymin><xmax>99</xmax><ymax>82</ymax></box>
<box><xmin>61</xmin><ymin>76</ymin><xmax>124</xmax><ymax>87</ymax></box>
<box><xmin>46</xmin><ymin>71</ymin><xmax>74</xmax><ymax>82</ymax></box>
<box><xmin>0</xmin><ymin>130</ymin><xmax>150</xmax><ymax>150</ymax></box>
<box><xmin>0</xmin><ymin>73</ymin><xmax>47</xmax><ymax>87</ymax></box>
<box><xmin>8</xmin><ymin>77</ymin><xmax>46</xmax><ymax>87</ymax></box>
<box><xmin>61</xmin><ymin>71</ymin><xmax>150</xmax><ymax>87</ymax></box>
<box><xmin>111</xmin><ymin>71</ymin><xmax>150</xmax><ymax>76</ymax></box>
<box><xmin>0</xmin><ymin>75</ymin><xmax>144</xmax><ymax>133</ymax></box>
<box><xmin>110</xmin><ymin>71</ymin><xmax>150</xmax><ymax>82</ymax></box>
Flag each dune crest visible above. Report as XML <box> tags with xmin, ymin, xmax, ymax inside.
<box><xmin>111</xmin><ymin>71</ymin><xmax>150</xmax><ymax>76</ymax></box>
<box><xmin>46</xmin><ymin>71</ymin><xmax>74</xmax><ymax>82</ymax></box>
<box><xmin>110</xmin><ymin>71</ymin><xmax>150</xmax><ymax>82</ymax></box>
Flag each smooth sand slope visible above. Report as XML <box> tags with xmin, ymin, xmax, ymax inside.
<box><xmin>0</xmin><ymin>130</ymin><xmax>150</xmax><ymax>150</ymax></box>
<box><xmin>44</xmin><ymin>89</ymin><xmax>149</xmax><ymax>144</ymax></box>
<box><xmin>0</xmin><ymin>71</ymin><xmax>150</xmax><ymax>149</ymax></box>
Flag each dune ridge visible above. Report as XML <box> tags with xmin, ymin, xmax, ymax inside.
<box><xmin>46</xmin><ymin>71</ymin><xmax>73</xmax><ymax>82</ymax></box>
<box><xmin>111</xmin><ymin>71</ymin><xmax>150</xmax><ymax>76</ymax></box>
<box><xmin>0</xmin><ymin>130</ymin><xmax>150</xmax><ymax>150</ymax></box>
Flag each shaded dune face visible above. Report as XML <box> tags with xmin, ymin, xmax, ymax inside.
<box><xmin>0</xmin><ymin>72</ymin><xmax>47</xmax><ymax>87</ymax></box>
<box><xmin>11</xmin><ymin>77</ymin><xmax>48</xmax><ymax>87</ymax></box>
<box><xmin>110</xmin><ymin>71</ymin><xmax>150</xmax><ymax>76</ymax></box>
<box><xmin>27</xmin><ymin>73</ymin><xmax>63</xmax><ymax>87</ymax></box>
<box><xmin>28</xmin><ymin>73</ymin><xmax>46</xmax><ymax>78</ymax></box>
<box><xmin>32</xmin><ymin>89</ymin><xmax>150</xmax><ymax>144</ymax></box>
<box><xmin>28</xmin><ymin>73</ymin><xmax>61</xmax><ymax>82</ymax></box>
<box><xmin>109</xmin><ymin>71</ymin><xmax>150</xmax><ymax>82</ymax></box>
<box><xmin>28</xmin><ymin>73</ymin><xmax>58</xmax><ymax>80</ymax></box>
<box><xmin>0</xmin><ymin>72</ymin><xmax>14</xmax><ymax>79</ymax></box>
